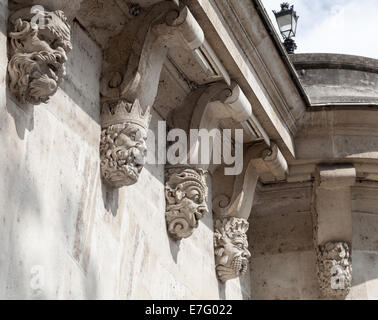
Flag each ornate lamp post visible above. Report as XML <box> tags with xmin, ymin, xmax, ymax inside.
<box><xmin>273</xmin><ymin>2</ymin><xmax>299</xmax><ymax>54</ymax></box>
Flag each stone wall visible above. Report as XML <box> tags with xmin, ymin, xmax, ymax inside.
<box><xmin>349</xmin><ymin>183</ymin><xmax>378</xmax><ymax>299</ymax></box>
<box><xmin>291</xmin><ymin>53</ymin><xmax>378</xmax><ymax>105</ymax></box>
<box><xmin>0</xmin><ymin>5</ymin><xmax>249</xmax><ymax>298</ymax></box>
<box><xmin>248</xmin><ymin>181</ymin><xmax>378</xmax><ymax>300</ymax></box>
<box><xmin>249</xmin><ymin>183</ymin><xmax>320</xmax><ymax>299</ymax></box>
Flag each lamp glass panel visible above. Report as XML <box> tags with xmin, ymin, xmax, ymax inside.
<box><xmin>277</xmin><ymin>14</ymin><xmax>292</xmax><ymax>38</ymax></box>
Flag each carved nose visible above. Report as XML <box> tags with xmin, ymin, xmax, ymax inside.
<box><xmin>198</xmin><ymin>207</ymin><xmax>208</xmax><ymax>217</ymax></box>
<box><xmin>242</xmin><ymin>250</ymin><xmax>251</xmax><ymax>259</ymax></box>
<box><xmin>136</xmin><ymin>141</ymin><xmax>147</xmax><ymax>154</ymax></box>
<box><xmin>133</xmin><ymin>149</ymin><xmax>146</xmax><ymax>166</ymax></box>
<box><xmin>55</xmin><ymin>49</ymin><xmax>68</xmax><ymax>63</ymax></box>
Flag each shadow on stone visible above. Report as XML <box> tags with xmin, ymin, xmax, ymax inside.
<box><xmin>5</xmin><ymin>80</ymin><xmax>35</xmax><ymax>140</ymax></box>
<box><xmin>101</xmin><ymin>182</ymin><xmax>119</xmax><ymax>218</ymax></box>
<box><xmin>168</xmin><ymin>237</ymin><xmax>181</xmax><ymax>264</ymax></box>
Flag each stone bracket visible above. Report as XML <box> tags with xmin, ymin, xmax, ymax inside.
<box><xmin>101</xmin><ymin>3</ymin><xmax>204</xmax><ymax>110</ymax></box>
<box><xmin>168</xmin><ymin>81</ymin><xmax>260</xmax><ymax>171</ymax></box>
<box><xmin>212</xmin><ymin>144</ymin><xmax>261</xmax><ymax>220</ymax></box>
<box><xmin>313</xmin><ymin>164</ymin><xmax>356</xmax><ymax>299</ymax></box>
<box><xmin>314</xmin><ymin>164</ymin><xmax>356</xmax><ymax>245</ymax></box>
<box><xmin>99</xmin><ymin>2</ymin><xmax>204</xmax><ymax>188</ymax></box>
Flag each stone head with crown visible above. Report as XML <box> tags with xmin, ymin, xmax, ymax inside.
<box><xmin>100</xmin><ymin>99</ymin><xmax>151</xmax><ymax>188</ymax></box>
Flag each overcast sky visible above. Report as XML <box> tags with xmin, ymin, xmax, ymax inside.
<box><xmin>261</xmin><ymin>0</ymin><xmax>378</xmax><ymax>59</ymax></box>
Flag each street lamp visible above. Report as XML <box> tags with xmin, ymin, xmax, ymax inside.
<box><xmin>273</xmin><ymin>2</ymin><xmax>299</xmax><ymax>54</ymax></box>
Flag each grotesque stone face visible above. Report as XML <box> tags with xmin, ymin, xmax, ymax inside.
<box><xmin>165</xmin><ymin>167</ymin><xmax>208</xmax><ymax>240</ymax></box>
<box><xmin>8</xmin><ymin>8</ymin><xmax>72</xmax><ymax>105</ymax></box>
<box><xmin>100</xmin><ymin>123</ymin><xmax>148</xmax><ymax>188</ymax></box>
<box><xmin>214</xmin><ymin>217</ymin><xmax>251</xmax><ymax>283</ymax></box>
<box><xmin>317</xmin><ymin>241</ymin><xmax>352</xmax><ymax>299</ymax></box>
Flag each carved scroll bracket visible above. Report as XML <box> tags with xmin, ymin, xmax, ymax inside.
<box><xmin>212</xmin><ymin>141</ymin><xmax>288</xmax><ymax>219</ymax></box>
<box><xmin>100</xmin><ymin>2</ymin><xmax>204</xmax><ymax>188</ymax></box>
<box><xmin>167</xmin><ymin>81</ymin><xmax>254</xmax><ymax>171</ymax></box>
<box><xmin>100</xmin><ymin>3</ymin><xmax>204</xmax><ymax>110</ymax></box>
<box><xmin>211</xmin><ymin>140</ymin><xmax>288</xmax><ymax>283</ymax></box>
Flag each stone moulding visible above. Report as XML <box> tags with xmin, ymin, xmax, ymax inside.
<box><xmin>8</xmin><ymin>6</ymin><xmax>72</xmax><ymax>105</ymax></box>
<box><xmin>214</xmin><ymin>217</ymin><xmax>251</xmax><ymax>283</ymax></box>
<box><xmin>317</xmin><ymin>241</ymin><xmax>352</xmax><ymax>299</ymax></box>
<box><xmin>100</xmin><ymin>99</ymin><xmax>151</xmax><ymax>189</ymax></box>
<box><xmin>165</xmin><ymin>166</ymin><xmax>209</xmax><ymax>240</ymax></box>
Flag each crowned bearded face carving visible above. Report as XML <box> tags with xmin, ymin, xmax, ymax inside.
<box><xmin>100</xmin><ymin>99</ymin><xmax>151</xmax><ymax>188</ymax></box>
<box><xmin>214</xmin><ymin>217</ymin><xmax>251</xmax><ymax>283</ymax></box>
<box><xmin>100</xmin><ymin>123</ymin><xmax>148</xmax><ymax>188</ymax></box>
<box><xmin>8</xmin><ymin>8</ymin><xmax>72</xmax><ymax>105</ymax></box>
<box><xmin>165</xmin><ymin>167</ymin><xmax>209</xmax><ymax>240</ymax></box>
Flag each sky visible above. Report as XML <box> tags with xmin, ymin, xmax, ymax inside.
<box><xmin>261</xmin><ymin>0</ymin><xmax>378</xmax><ymax>59</ymax></box>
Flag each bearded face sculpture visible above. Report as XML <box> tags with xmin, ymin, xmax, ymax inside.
<box><xmin>165</xmin><ymin>167</ymin><xmax>209</xmax><ymax>240</ymax></box>
<box><xmin>317</xmin><ymin>241</ymin><xmax>352</xmax><ymax>299</ymax></box>
<box><xmin>100</xmin><ymin>99</ymin><xmax>151</xmax><ymax>188</ymax></box>
<box><xmin>214</xmin><ymin>217</ymin><xmax>251</xmax><ymax>283</ymax></box>
<box><xmin>8</xmin><ymin>7</ymin><xmax>72</xmax><ymax>105</ymax></box>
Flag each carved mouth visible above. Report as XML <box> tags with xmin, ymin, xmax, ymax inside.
<box><xmin>194</xmin><ymin>206</ymin><xmax>208</xmax><ymax>221</ymax></box>
<box><xmin>126</xmin><ymin>165</ymin><xmax>140</xmax><ymax>181</ymax></box>
<box><xmin>47</xmin><ymin>63</ymin><xmax>60</xmax><ymax>81</ymax></box>
<box><xmin>231</xmin><ymin>256</ymin><xmax>248</xmax><ymax>276</ymax></box>
<box><xmin>48</xmin><ymin>63</ymin><xmax>57</xmax><ymax>72</ymax></box>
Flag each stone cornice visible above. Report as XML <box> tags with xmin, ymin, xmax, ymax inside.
<box><xmin>291</xmin><ymin>53</ymin><xmax>378</xmax><ymax>74</ymax></box>
<box><xmin>186</xmin><ymin>0</ymin><xmax>307</xmax><ymax>161</ymax></box>
<box><xmin>217</xmin><ymin>0</ymin><xmax>307</xmax><ymax>129</ymax></box>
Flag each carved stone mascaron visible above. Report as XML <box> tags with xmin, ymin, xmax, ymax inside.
<box><xmin>100</xmin><ymin>99</ymin><xmax>151</xmax><ymax>188</ymax></box>
<box><xmin>165</xmin><ymin>166</ymin><xmax>209</xmax><ymax>240</ymax></box>
<box><xmin>214</xmin><ymin>217</ymin><xmax>251</xmax><ymax>283</ymax></box>
<box><xmin>317</xmin><ymin>241</ymin><xmax>352</xmax><ymax>299</ymax></box>
<box><xmin>8</xmin><ymin>6</ymin><xmax>72</xmax><ymax>105</ymax></box>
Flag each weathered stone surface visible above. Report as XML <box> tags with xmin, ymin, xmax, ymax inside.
<box><xmin>0</xmin><ymin>1</ymin><xmax>7</xmax><ymax>76</ymax></box>
<box><xmin>250</xmin><ymin>251</ymin><xmax>320</xmax><ymax>300</ymax></box>
<box><xmin>292</xmin><ymin>54</ymin><xmax>378</xmax><ymax>105</ymax></box>
<box><xmin>249</xmin><ymin>212</ymin><xmax>313</xmax><ymax>256</ymax></box>
<box><xmin>352</xmin><ymin>212</ymin><xmax>378</xmax><ymax>252</ymax></box>
<box><xmin>315</xmin><ymin>165</ymin><xmax>355</xmax><ymax>246</ymax></box>
<box><xmin>252</xmin><ymin>183</ymin><xmax>312</xmax><ymax>218</ymax></box>
<box><xmin>348</xmin><ymin>251</ymin><xmax>378</xmax><ymax>300</ymax></box>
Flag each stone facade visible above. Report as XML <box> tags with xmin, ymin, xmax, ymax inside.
<box><xmin>1</xmin><ymin>0</ymin><xmax>378</xmax><ymax>300</ymax></box>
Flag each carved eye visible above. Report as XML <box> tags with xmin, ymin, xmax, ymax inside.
<box><xmin>235</xmin><ymin>242</ymin><xmax>244</xmax><ymax>250</ymax></box>
<box><xmin>40</xmin><ymin>35</ymin><xmax>54</xmax><ymax>46</ymax></box>
<box><xmin>130</xmin><ymin>132</ymin><xmax>137</xmax><ymax>141</ymax></box>
<box><xmin>188</xmin><ymin>189</ymin><xmax>201</xmax><ymax>203</ymax></box>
